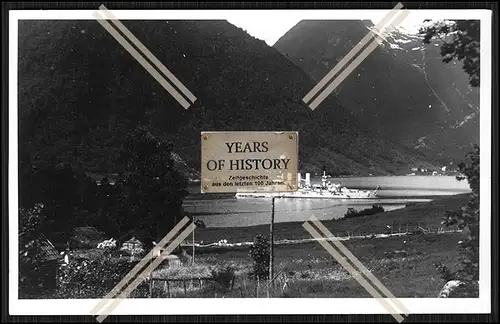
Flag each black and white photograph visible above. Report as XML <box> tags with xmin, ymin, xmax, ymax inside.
<box><xmin>8</xmin><ymin>4</ymin><xmax>493</xmax><ymax>319</ymax></box>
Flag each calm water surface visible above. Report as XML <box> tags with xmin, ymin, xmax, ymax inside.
<box><xmin>184</xmin><ymin>176</ymin><xmax>470</xmax><ymax>228</ymax></box>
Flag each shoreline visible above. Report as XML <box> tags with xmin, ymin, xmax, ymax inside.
<box><xmin>184</xmin><ymin>191</ymin><xmax>469</xmax><ymax>201</ymax></box>
<box><xmin>182</xmin><ymin>228</ymin><xmax>462</xmax><ymax>250</ymax></box>
<box><xmin>192</xmin><ymin>193</ymin><xmax>470</xmax><ymax>244</ymax></box>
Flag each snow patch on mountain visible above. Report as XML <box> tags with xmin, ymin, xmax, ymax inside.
<box><xmin>364</xmin><ymin>25</ymin><xmax>420</xmax><ymax>53</ymax></box>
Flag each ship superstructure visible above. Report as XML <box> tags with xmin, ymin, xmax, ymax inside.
<box><xmin>235</xmin><ymin>170</ymin><xmax>379</xmax><ymax>199</ymax></box>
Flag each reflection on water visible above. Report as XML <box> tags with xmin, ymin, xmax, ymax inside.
<box><xmin>184</xmin><ymin>176</ymin><xmax>470</xmax><ymax>228</ymax></box>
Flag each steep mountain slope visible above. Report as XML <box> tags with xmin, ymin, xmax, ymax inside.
<box><xmin>274</xmin><ymin>20</ymin><xmax>479</xmax><ymax>165</ymax></box>
<box><xmin>18</xmin><ymin>20</ymin><xmax>436</xmax><ymax>177</ymax></box>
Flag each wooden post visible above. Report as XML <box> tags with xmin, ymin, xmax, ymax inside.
<box><xmin>167</xmin><ymin>280</ymin><xmax>170</xmax><ymax>298</ymax></box>
<box><xmin>192</xmin><ymin>220</ymin><xmax>195</xmax><ymax>265</ymax></box>
<box><xmin>149</xmin><ymin>278</ymin><xmax>153</xmax><ymax>298</ymax></box>
<box><xmin>269</xmin><ymin>196</ymin><xmax>275</xmax><ymax>296</ymax></box>
<box><xmin>183</xmin><ymin>279</ymin><xmax>187</xmax><ymax>296</ymax></box>
<box><xmin>257</xmin><ymin>276</ymin><xmax>260</xmax><ymax>298</ymax></box>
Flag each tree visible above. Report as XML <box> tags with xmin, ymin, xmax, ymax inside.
<box><xmin>421</xmin><ymin>20</ymin><xmax>480</xmax><ymax>296</ymax></box>
<box><xmin>19</xmin><ymin>203</ymin><xmax>49</xmax><ymax>295</ymax></box>
<box><xmin>248</xmin><ymin>234</ymin><xmax>270</xmax><ymax>280</ymax></box>
<box><xmin>419</xmin><ymin>20</ymin><xmax>480</xmax><ymax>88</ymax></box>
<box><xmin>437</xmin><ymin>146</ymin><xmax>479</xmax><ymax>296</ymax></box>
<box><xmin>113</xmin><ymin>125</ymin><xmax>189</xmax><ymax>247</ymax></box>
<box><xmin>20</xmin><ymin>163</ymin><xmax>82</xmax><ymax>244</ymax></box>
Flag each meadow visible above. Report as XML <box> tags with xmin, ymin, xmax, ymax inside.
<box><xmin>46</xmin><ymin>194</ymin><xmax>469</xmax><ymax>299</ymax></box>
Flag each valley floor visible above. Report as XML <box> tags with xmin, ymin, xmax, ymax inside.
<box><xmin>168</xmin><ymin>231</ymin><xmax>465</xmax><ymax>298</ymax></box>
<box><xmin>193</xmin><ymin>193</ymin><xmax>469</xmax><ymax>244</ymax></box>
<box><xmin>30</xmin><ymin>194</ymin><xmax>472</xmax><ymax>300</ymax></box>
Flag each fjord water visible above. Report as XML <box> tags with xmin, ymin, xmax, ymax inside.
<box><xmin>183</xmin><ymin>176</ymin><xmax>471</xmax><ymax>228</ymax></box>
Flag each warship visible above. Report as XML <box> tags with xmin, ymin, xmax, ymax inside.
<box><xmin>235</xmin><ymin>171</ymin><xmax>380</xmax><ymax>199</ymax></box>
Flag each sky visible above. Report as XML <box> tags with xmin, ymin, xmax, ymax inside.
<box><xmin>227</xmin><ymin>10</ymin><xmax>432</xmax><ymax>46</ymax></box>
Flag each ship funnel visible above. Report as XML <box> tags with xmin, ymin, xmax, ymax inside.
<box><xmin>305</xmin><ymin>173</ymin><xmax>311</xmax><ymax>186</ymax></box>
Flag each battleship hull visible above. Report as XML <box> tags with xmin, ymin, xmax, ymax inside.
<box><xmin>235</xmin><ymin>190</ymin><xmax>377</xmax><ymax>199</ymax></box>
<box><xmin>234</xmin><ymin>172</ymin><xmax>379</xmax><ymax>199</ymax></box>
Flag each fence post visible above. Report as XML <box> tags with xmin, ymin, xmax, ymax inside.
<box><xmin>167</xmin><ymin>280</ymin><xmax>170</xmax><ymax>298</ymax></box>
<box><xmin>183</xmin><ymin>279</ymin><xmax>187</xmax><ymax>296</ymax></box>
<box><xmin>256</xmin><ymin>276</ymin><xmax>260</xmax><ymax>298</ymax></box>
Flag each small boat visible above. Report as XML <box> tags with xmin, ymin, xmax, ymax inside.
<box><xmin>235</xmin><ymin>171</ymin><xmax>380</xmax><ymax>199</ymax></box>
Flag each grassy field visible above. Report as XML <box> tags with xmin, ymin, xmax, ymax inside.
<box><xmin>146</xmin><ymin>194</ymin><xmax>470</xmax><ymax>298</ymax></box>
<box><xmin>150</xmin><ymin>231</ymin><xmax>465</xmax><ymax>298</ymax></box>
<box><xmin>42</xmin><ymin>194</ymin><xmax>470</xmax><ymax>299</ymax></box>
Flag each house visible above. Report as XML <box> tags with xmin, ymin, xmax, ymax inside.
<box><xmin>121</xmin><ymin>236</ymin><xmax>143</xmax><ymax>250</ymax></box>
<box><xmin>121</xmin><ymin>237</ymin><xmax>145</xmax><ymax>261</ymax></box>
<box><xmin>21</xmin><ymin>235</ymin><xmax>64</xmax><ymax>293</ymax></box>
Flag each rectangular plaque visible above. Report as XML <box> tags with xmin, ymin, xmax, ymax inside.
<box><xmin>201</xmin><ymin>131</ymin><xmax>299</xmax><ymax>193</ymax></box>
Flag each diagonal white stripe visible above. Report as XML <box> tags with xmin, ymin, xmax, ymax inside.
<box><xmin>90</xmin><ymin>216</ymin><xmax>190</xmax><ymax>315</ymax></box>
<box><xmin>98</xmin><ymin>5</ymin><xmax>197</xmax><ymax>104</ymax></box>
<box><xmin>308</xmin><ymin>10</ymin><xmax>410</xmax><ymax>110</ymax></box>
<box><xmin>310</xmin><ymin>215</ymin><xmax>410</xmax><ymax>316</ymax></box>
<box><xmin>93</xmin><ymin>10</ymin><xmax>192</xmax><ymax>109</ymax></box>
<box><xmin>303</xmin><ymin>221</ymin><xmax>406</xmax><ymax>323</ymax></box>
<box><xmin>302</xmin><ymin>2</ymin><xmax>404</xmax><ymax>105</ymax></box>
<box><xmin>95</xmin><ymin>223</ymin><xmax>196</xmax><ymax>322</ymax></box>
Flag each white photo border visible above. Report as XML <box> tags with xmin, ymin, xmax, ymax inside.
<box><xmin>9</xmin><ymin>8</ymin><xmax>493</xmax><ymax>316</ymax></box>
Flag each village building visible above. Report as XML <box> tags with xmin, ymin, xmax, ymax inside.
<box><xmin>21</xmin><ymin>235</ymin><xmax>64</xmax><ymax>294</ymax></box>
<box><xmin>120</xmin><ymin>237</ymin><xmax>145</xmax><ymax>261</ymax></box>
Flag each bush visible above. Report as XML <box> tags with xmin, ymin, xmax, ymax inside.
<box><xmin>55</xmin><ymin>253</ymin><xmax>139</xmax><ymax>298</ymax></box>
<box><xmin>194</xmin><ymin>219</ymin><xmax>206</xmax><ymax>229</ymax></box>
<box><xmin>344</xmin><ymin>205</ymin><xmax>385</xmax><ymax>219</ymax></box>
<box><xmin>210</xmin><ymin>264</ymin><xmax>236</xmax><ymax>292</ymax></box>
<box><xmin>248</xmin><ymin>234</ymin><xmax>270</xmax><ymax>280</ymax></box>
<box><xmin>437</xmin><ymin>145</ymin><xmax>480</xmax><ymax>297</ymax></box>
<box><xmin>344</xmin><ymin>208</ymin><xmax>358</xmax><ymax>219</ymax></box>
<box><xmin>19</xmin><ymin>203</ymin><xmax>57</xmax><ymax>297</ymax></box>
<box><xmin>434</xmin><ymin>262</ymin><xmax>455</xmax><ymax>282</ymax></box>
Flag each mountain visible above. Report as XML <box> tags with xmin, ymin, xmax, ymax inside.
<box><xmin>18</xmin><ymin>20</ymin><xmax>437</xmax><ymax>178</ymax></box>
<box><xmin>274</xmin><ymin>20</ymin><xmax>479</xmax><ymax>165</ymax></box>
